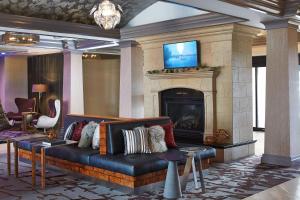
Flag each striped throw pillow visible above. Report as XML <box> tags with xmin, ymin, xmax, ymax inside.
<box><xmin>122</xmin><ymin>127</ymin><xmax>151</xmax><ymax>155</ymax></box>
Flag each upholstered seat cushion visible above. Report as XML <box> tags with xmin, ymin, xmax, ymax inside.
<box><xmin>45</xmin><ymin>145</ymin><xmax>99</xmax><ymax>165</ymax></box>
<box><xmin>18</xmin><ymin>140</ymin><xmax>99</xmax><ymax>165</ymax></box>
<box><xmin>89</xmin><ymin>149</ymin><xmax>186</xmax><ymax>177</ymax></box>
<box><xmin>17</xmin><ymin>137</ymin><xmax>46</xmax><ymax>152</ymax></box>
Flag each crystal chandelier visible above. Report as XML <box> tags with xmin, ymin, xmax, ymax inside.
<box><xmin>90</xmin><ymin>0</ymin><xmax>123</xmax><ymax>30</ymax></box>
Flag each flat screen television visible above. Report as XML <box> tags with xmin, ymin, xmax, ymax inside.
<box><xmin>163</xmin><ymin>40</ymin><xmax>199</xmax><ymax>69</ymax></box>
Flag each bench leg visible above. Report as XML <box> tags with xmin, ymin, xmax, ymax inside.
<box><xmin>6</xmin><ymin>140</ymin><xmax>11</xmax><ymax>176</ymax></box>
<box><xmin>31</xmin><ymin>148</ymin><xmax>36</xmax><ymax>187</ymax></box>
<box><xmin>41</xmin><ymin>148</ymin><xmax>46</xmax><ymax>190</ymax></box>
<box><xmin>192</xmin><ymin>157</ymin><xmax>199</xmax><ymax>189</ymax></box>
<box><xmin>198</xmin><ymin>159</ymin><xmax>205</xmax><ymax>193</ymax></box>
<box><xmin>14</xmin><ymin>142</ymin><xmax>18</xmax><ymax>177</ymax></box>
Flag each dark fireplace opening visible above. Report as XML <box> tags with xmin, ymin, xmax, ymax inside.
<box><xmin>160</xmin><ymin>88</ymin><xmax>205</xmax><ymax>144</ymax></box>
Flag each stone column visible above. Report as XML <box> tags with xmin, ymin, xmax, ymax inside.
<box><xmin>63</xmin><ymin>51</ymin><xmax>84</xmax><ymax>117</ymax></box>
<box><xmin>261</xmin><ymin>21</ymin><xmax>300</xmax><ymax>166</ymax></box>
<box><xmin>119</xmin><ymin>40</ymin><xmax>144</xmax><ymax>118</ymax></box>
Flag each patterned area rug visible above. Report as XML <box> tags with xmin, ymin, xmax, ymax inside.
<box><xmin>0</xmin><ymin>154</ymin><xmax>300</xmax><ymax>200</ymax></box>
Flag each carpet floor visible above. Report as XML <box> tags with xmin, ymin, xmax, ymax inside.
<box><xmin>0</xmin><ymin>154</ymin><xmax>300</xmax><ymax>200</ymax></box>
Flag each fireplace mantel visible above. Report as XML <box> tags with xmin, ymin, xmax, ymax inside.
<box><xmin>145</xmin><ymin>68</ymin><xmax>220</xmax><ymax>80</ymax></box>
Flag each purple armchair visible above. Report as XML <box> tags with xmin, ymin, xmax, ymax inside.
<box><xmin>6</xmin><ymin>98</ymin><xmax>36</xmax><ymax>122</ymax></box>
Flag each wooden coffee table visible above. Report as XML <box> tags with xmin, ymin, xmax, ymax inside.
<box><xmin>18</xmin><ymin>139</ymin><xmax>78</xmax><ymax>189</ymax></box>
<box><xmin>11</xmin><ymin>134</ymin><xmax>46</xmax><ymax>177</ymax></box>
<box><xmin>0</xmin><ymin>132</ymin><xmax>45</xmax><ymax>176</ymax></box>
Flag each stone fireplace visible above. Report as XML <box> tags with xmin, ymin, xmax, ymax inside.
<box><xmin>145</xmin><ymin>70</ymin><xmax>218</xmax><ymax>141</ymax></box>
<box><xmin>129</xmin><ymin>24</ymin><xmax>259</xmax><ymax>162</ymax></box>
<box><xmin>160</xmin><ymin>88</ymin><xmax>205</xmax><ymax>144</ymax></box>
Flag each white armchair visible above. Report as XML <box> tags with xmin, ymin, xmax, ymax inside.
<box><xmin>35</xmin><ymin>99</ymin><xmax>61</xmax><ymax>133</ymax></box>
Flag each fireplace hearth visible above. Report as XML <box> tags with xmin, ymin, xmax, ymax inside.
<box><xmin>160</xmin><ymin>88</ymin><xmax>205</xmax><ymax>144</ymax></box>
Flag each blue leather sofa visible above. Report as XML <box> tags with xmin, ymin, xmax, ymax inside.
<box><xmin>18</xmin><ymin>114</ymin><xmax>216</xmax><ymax>188</ymax></box>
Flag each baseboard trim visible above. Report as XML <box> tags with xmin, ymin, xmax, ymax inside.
<box><xmin>261</xmin><ymin>154</ymin><xmax>300</xmax><ymax>166</ymax></box>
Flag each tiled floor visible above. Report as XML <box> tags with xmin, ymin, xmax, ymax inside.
<box><xmin>1</xmin><ymin>153</ymin><xmax>299</xmax><ymax>200</ymax></box>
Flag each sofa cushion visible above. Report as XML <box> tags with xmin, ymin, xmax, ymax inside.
<box><xmin>59</xmin><ymin>115</ymin><xmax>118</xmax><ymax>140</ymax></box>
<box><xmin>45</xmin><ymin>145</ymin><xmax>99</xmax><ymax>165</ymax></box>
<box><xmin>106</xmin><ymin>117</ymin><xmax>171</xmax><ymax>155</ymax></box>
<box><xmin>92</xmin><ymin>124</ymin><xmax>100</xmax><ymax>150</ymax></box>
<box><xmin>148</xmin><ymin>125</ymin><xmax>168</xmax><ymax>153</ymax></box>
<box><xmin>78</xmin><ymin>121</ymin><xmax>98</xmax><ymax>148</ymax></box>
<box><xmin>17</xmin><ymin>137</ymin><xmax>46</xmax><ymax>152</ymax></box>
<box><xmin>89</xmin><ymin>148</ymin><xmax>184</xmax><ymax>176</ymax></box>
<box><xmin>161</xmin><ymin>123</ymin><xmax>177</xmax><ymax>148</ymax></box>
<box><xmin>72</xmin><ymin>121</ymin><xmax>88</xmax><ymax>141</ymax></box>
<box><xmin>122</xmin><ymin>127</ymin><xmax>151</xmax><ymax>155</ymax></box>
<box><xmin>18</xmin><ymin>139</ymin><xmax>99</xmax><ymax>165</ymax></box>
<box><xmin>63</xmin><ymin>122</ymin><xmax>76</xmax><ymax>140</ymax></box>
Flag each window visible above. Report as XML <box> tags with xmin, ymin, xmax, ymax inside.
<box><xmin>252</xmin><ymin>56</ymin><xmax>266</xmax><ymax>131</ymax></box>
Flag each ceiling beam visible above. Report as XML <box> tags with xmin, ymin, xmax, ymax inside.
<box><xmin>219</xmin><ymin>0</ymin><xmax>283</xmax><ymax>15</ymax></box>
<box><xmin>121</xmin><ymin>13</ymin><xmax>246</xmax><ymax>40</ymax></box>
<box><xmin>0</xmin><ymin>12</ymin><xmax>120</xmax><ymax>42</ymax></box>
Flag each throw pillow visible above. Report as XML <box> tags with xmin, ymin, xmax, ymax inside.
<box><xmin>0</xmin><ymin>103</ymin><xmax>11</xmax><ymax>131</ymax></box>
<box><xmin>92</xmin><ymin>123</ymin><xmax>102</xmax><ymax>150</ymax></box>
<box><xmin>161</xmin><ymin>123</ymin><xmax>177</xmax><ymax>148</ymax></box>
<box><xmin>148</xmin><ymin>125</ymin><xmax>168</xmax><ymax>153</ymax></box>
<box><xmin>63</xmin><ymin>122</ymin><xmax>76</xmax><ymax>140</ymax></box>
<box><xmin>122</xmin><ymin>126</ymin><xmax>151</xmax><ymax>155</ymax></box>
<box><xmin>78</xmin><ymin>121</ymin><xmax>98</xmax><ymax>148</ymax></box>
<box><xmin>71</xmin><ymin>121</ymin><xmax>87</xmax><ymax>141</ymax></box>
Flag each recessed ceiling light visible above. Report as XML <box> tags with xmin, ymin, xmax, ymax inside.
<box><xmin>1</xmin><ymin>52</ymin><xmax>6</xmax><ymax>55</ymax></box>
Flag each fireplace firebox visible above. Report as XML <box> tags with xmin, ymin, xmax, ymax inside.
<box><xmin>160</xmin><ymin>88</ymin><xmax>205</xmax><ymax>144</ymax></box>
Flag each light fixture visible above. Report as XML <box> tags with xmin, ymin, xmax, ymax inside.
<box><xmin>82</xmin><ymin>54</ymin><xmax>98</xmax><ymax>59</ymax></box>
<box><xmin>90</xmin><ymin>0</ymin><xmax>123</xmax><ymax>30</ymax></box>
<box><xmin>2</xmin><ymin>32</ymin><xmax>39</xmax><ymax>46</ymax></box>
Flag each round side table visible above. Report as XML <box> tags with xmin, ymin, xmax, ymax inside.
<box><xmin>157</xmin><ymin>151</ymin><xmax>186</xmax><ymax>199</ymax></box>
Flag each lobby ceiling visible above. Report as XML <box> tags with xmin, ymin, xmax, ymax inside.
<box><xmin>0</xmin><ymin>0</ymin><xmax>157</xmax><ymax>27</ymax></box>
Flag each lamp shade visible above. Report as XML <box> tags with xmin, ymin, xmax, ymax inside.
<box><xmin>32</xmin><ymin>84</ymin><xmax>48</xmax><ymax>93</ymax></box>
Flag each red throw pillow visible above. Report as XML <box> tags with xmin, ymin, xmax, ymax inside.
<box><xmin>161</xmin><ymin>123</ymin><xmax>177</xmax><ymax>148</ymax></box>
<box><xmin>71</xmin><ymin>121</ymin><xmax>87</xmax><ymax>141</ymax></box>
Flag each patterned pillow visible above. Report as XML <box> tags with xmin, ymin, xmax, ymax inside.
<box><xmin>78</xmin><ymin>121</ymin><xmax>98</xmax><ymax>148</ymax></box>
<box><xmin>63</xmin><ymin>122</ymin><xmax>76</xmax><ymax>140</ymax></box>
<box><xmin>0</xmin><ymin>103</ymin><xmax>10</xmax><ymax>131</ymax></box>
<box><xmin>122</xmin><ymin>126</ymin><xmax>151</xmax><ymax>155</ymax></box>
<box><xmin>71</xmin><ymin>121</ymin><xmax>88</xmax><ymax>141</ymax></box>
<box><xmin>148</xmin><ymin>125</ymin><xmax>168</xmax><ymax>153</ymax></box>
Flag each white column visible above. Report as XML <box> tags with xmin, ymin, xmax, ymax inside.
<box><xmin>119</xmin><ymin>40</ymin><xmax>144</xmax><ymax>118</ymax></box>
<box><xmin>63</xmin><ymin>51</ymin><xmax>84</xmax><ymax>116</ymax></box>
<box><xmin>262</xmin><ymin>21</ymin><xmax>300</xmax><ymax>166</ymax></box>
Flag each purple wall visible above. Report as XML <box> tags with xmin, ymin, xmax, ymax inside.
<box><xmin>0</xmin><ymin>57</ymin><xmax>5</xmax><ymax>107</ymax></box>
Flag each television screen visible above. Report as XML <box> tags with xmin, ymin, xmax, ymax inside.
<box><xmin>163</xmin><ymin>40</ymin><xmax>199</xmax><ymax>69</ymax></box>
